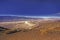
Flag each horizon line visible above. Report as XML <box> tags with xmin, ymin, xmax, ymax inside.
<box><xmin>0</xmin><ymin>14</ymin><xmax>60</xmax><ymax>18</ymax></box>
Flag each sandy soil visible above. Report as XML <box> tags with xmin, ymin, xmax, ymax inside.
<box><xmin>0</xmin><ymin>20</ymin><xmax>60</xmax><ymax>40</ymax></box>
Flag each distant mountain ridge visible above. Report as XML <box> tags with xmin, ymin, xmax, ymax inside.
<box><xmin>0</xmin><ymin>16</ymin><xmax>43</xmax><ymax>22</ymax></box>
<box><xmin>0</xmin><ymin>16</ymin><xmax>60</xmax><ymax>22</ymax></box>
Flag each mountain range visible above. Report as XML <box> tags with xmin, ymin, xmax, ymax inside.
<box><xmin>0</xmin><ymin>16</ymin><xmax>43</xmax><ymax>22</ymax></box>
<box><xmin>0</xmin><ymin>16</ymin><xmax>60</xmax><ymax>22</ymax></box>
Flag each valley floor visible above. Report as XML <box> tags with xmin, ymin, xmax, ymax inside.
<box><xmin>0</xmin><ymin>20</ymin><xmax>60</xmax><ymax>40</ymax></box>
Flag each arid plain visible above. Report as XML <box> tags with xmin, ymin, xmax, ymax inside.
<box><xmin>0</xmin><ymin>19</ymin><xmax>60</xmax><ymax>40</ymax></box>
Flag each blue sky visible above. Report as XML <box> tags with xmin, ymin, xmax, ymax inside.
<box><xmin>0</xmin><ymin>0</ymin><xmax>60</xmax><ymax>16</ymax></box>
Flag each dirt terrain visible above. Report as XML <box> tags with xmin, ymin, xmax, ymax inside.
<box><xmin>0</xmin><ymin>20</ymin><xmax>60</xmax><ymax>40</ymax></box>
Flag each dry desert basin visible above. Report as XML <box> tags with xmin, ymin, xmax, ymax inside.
<box><xmin>0</xmin><ymin>19</ymin><xmax>60</xmax><ymax>40</ymax></box>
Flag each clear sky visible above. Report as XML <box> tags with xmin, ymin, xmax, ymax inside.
<box><xmin>0</xmin><ymin>0</ymin><xmax>60</xmax><ymax>16</ymax></box>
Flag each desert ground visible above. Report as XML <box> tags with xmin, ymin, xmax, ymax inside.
<box><xmin>0</xmin><ymin>19</ymin><xmax>60</xmax><ymax>40</ymax></box>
